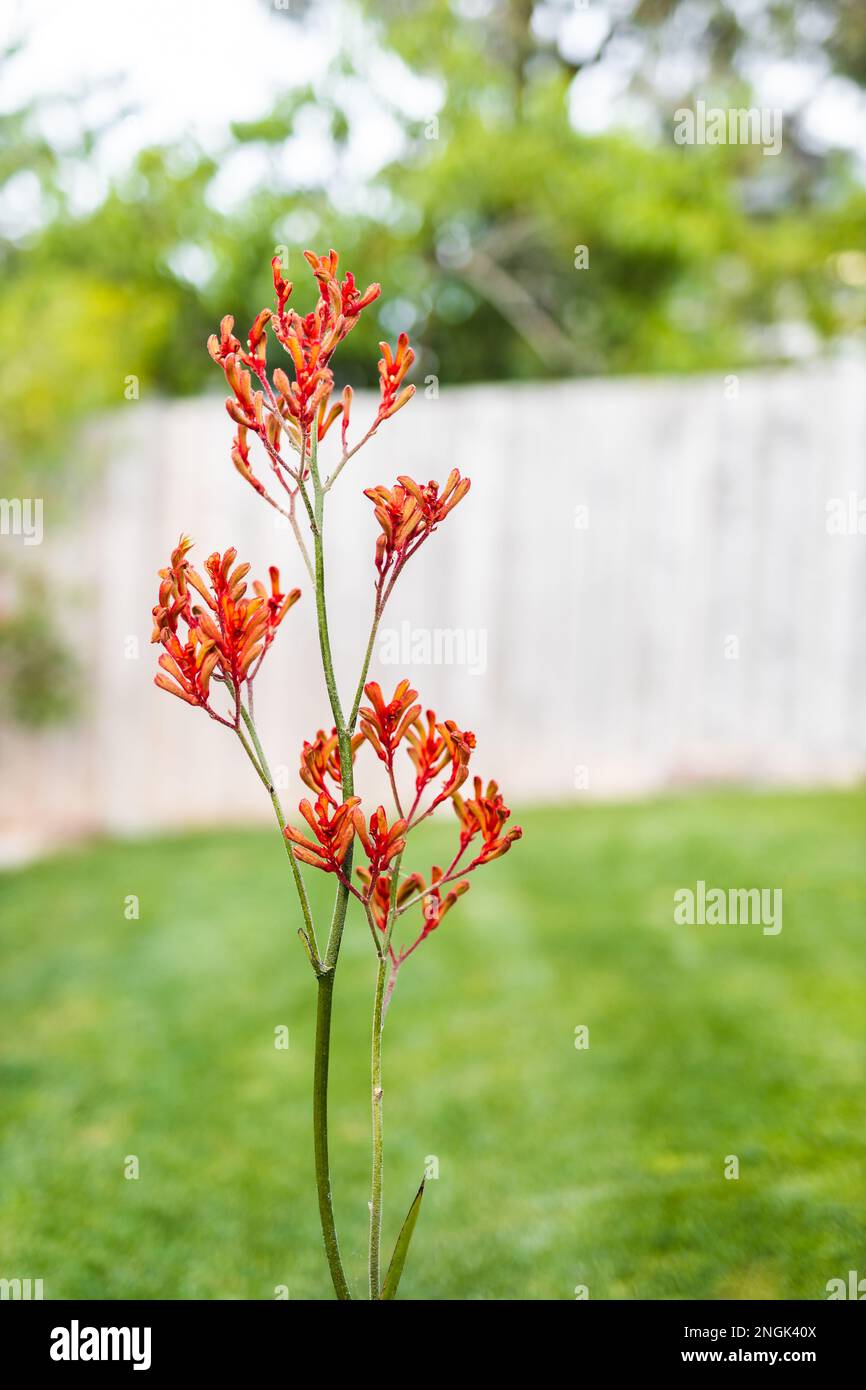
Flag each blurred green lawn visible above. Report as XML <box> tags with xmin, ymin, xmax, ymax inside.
<box><xmin>1</xmin><ymin>790</ymin><xmax>864</xmax><ymax>1300</ymax></box>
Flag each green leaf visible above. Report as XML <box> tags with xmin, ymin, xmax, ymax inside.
<box><xmin>380</xmin><ymin>1178</ymin><xmax>425</xmax><ymax>1301</ymax></box>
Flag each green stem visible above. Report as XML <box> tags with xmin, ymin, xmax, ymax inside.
<box><xmin>382</xmin><ymin>847</ymin><xmax>406</xmax><ymax>955</ymax></box>
<box><xmin>300</xmin><ymin>431</ymin><xmax>401</xmax><ymax>1298</ymax></box>
<box><xmin>314</xmin><ymin>969</ymin><xmax>352</xmax><ymax>1300</ymax></box>
<box><xmin>307</xmin><ymin>430</ymin><xmax>357</xmax><ymax>974</ymax></box>
<box><xmin>348</xmin><ymin>593</ymin><xmax>384</xmax><ymax>733</ymax></box>
<box><xmin>369</xmin><ymin>953</ymin><xmax>387</xmax><ymax>1299</ymax></box>
<box><xmin>237</xmin><ymin>701</ymin><xmax>348</xmax><ymax>1295</ymax></box>
<box><xmin>367</xmin><ymin>840</ymin><xmax>405</xmax><ymax>1297</ymax></box>
<box><xmin>239</xmin><ymin>705</ymin><xmax>320</xmax><ymax>969</ymax></box>
<box><xmin>305</xmin><ymin>426</ymin><xmax>355</xmax><ymax>1295</ymax></box>
<box><xmin>312</xmin><ymin>515</ymin><xmax>346</xmax><ymax>740</ymax></box>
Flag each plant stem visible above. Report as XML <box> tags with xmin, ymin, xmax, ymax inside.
<box><xmin>367</xmin><ymin>840</ymin><xmax>407</xmax><ymax>1296</ymax></box>
<box><xmin>314</xmin><ymin>968</ymin><xmax>351</xmax><ymax>1300</ymax></box>
<box><xmin>382</xmin><ymin>958</ymin><xmax>399</xmax><ymax>1018</ymax></box>
<box><xmin>307</xmin><ymin>431</ymin><xmax>358</xmax><ymax>975</ymax></box>
<box><xmin>382</xmin><ymin>847</ymin><xmax>406</xmax><ymax>955</ymax></box>
<box><xmin>312</xmin><ymin>521</ymin><xmax>346</xmax><ymax>738</ymax></box>
<box><xmin>369</xmin><ymin>952</ymin><xmax>387</xmax><ymax>1299</ymax></box>
<box><xmin>239</xmin><ymin>705</ymin><xmax>320</xmax><ymax>969</ymax></box>
<box><xmin>302</xmin><ymin>431</ymin><xmax>407</xmax><ymax>1298</ymax></box>
<box><xmin>348</xmin><ymin>593</ymin><xmax>384</xmax><ymax>732</ymax></box>
<box><xmin>304</xmin><ymin>426</ymin><xmax>355</xmax><ymax>1296</ymax></box>
<box><xmin>237</xmin><ymin>691</ymin><xmax>348</xmax><ymax>1295</ymax></box>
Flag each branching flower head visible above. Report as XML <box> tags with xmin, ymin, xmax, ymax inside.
<box><xmin>364</xmin><ymin>470</ymin><xmax>470</xmax><ymax>579</ymax></box>
<box><xmin>453</xmin><ymin>776</ymin><xmax>523</xmax><ymax>866</ymax></box>
<box><xmin>151</xmin><ymin>536</ymin><xmax>299</xmax><ymax>725</ymax></box>
<box><xmin>300</xmin><ymin>727</ymin><xmax>363</xmax><ymax>804</ymax></box>
<box><xmin>359</xmin><ymin>679</ymin><xmax>421</xmax><ymax>768</ymax></box>
<box><xmin>376</xmin><ymin>332</ymin><xmax>415</xmax><ymax>422</ymax></box>
<box><xmin>204</xmin><ymin>248</ymin><xmax>415</xmax><ymax>552</ymax></box>
<box><xmin>352</xmin><ymin>805</ymin><xmax>408</xmax><ymax>881</ymax></box>
<box><xmin>209</xmin><ymin>248</ymin><xmax>384</xmax><ymax>466</ymax></box>
<box><xmin>284</xmin><ymin>793</ymin><xmax>360</xmax><ymax>874</ymax></box>
<box><xmin>152</xmin><ymin>245</ymin><xmax>522</xmax><ymax>1303</ymax></box>
<box><xmin>406</xmin><ymin>711</ymin><xmax>476</xmax><ymax>809</ymax></box>
<box><xmin>417</xmin><ymin>866</ymin><xmax>471</xmax><ymax>933</ymax></box>
<box><xmin>347</xmin><ymin>678</ymin><xmax>517</xmax><ymax>972</ymax></box>
<box><xmin>356</xmin><ymin>868</ymin><xmax>425</xmax><ymax>932</ymax></box>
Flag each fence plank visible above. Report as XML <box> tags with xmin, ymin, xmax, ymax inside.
<box><xmin>2</xmin><ymin>363</ymin><xmax>864</xmax><ymax>843</ymax></box>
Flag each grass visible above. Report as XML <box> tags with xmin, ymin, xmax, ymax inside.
<box><xmin>1</xmin><ymin>789</ymin><xmax>865</xmax><ymax>1301</ymax></box>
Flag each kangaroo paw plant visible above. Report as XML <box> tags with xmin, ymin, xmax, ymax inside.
<box><xmin>150</xmin><ymin>249</ymin><xmax>522</xmax><ymax>1300</ymax></box>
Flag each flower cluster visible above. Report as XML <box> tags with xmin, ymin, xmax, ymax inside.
<box><xmin>285</xmin><ymin>793</ymin><xmax>360</xmax><ymax>873</ymax></box>
<box><xmin>356</xmin><ymin>867</ymin><xmax>424</xmax><ymax>933</ymax></box>
<box><xmin>406</xmin><ymin>710</ymin><xmax>476</xmax><ymax>809</ymax></box>
<box><xmin>364</xmin><ymin>470</ymin><xmax>470</xmax><ymax>579</ymax></box>
<box><xmin>151</xmin><ymin>246</ymin><xmax>522</xmax><ymax>1303</ymax></box>
<box><xmin>352</xmin><ymin>806</ymin><xmax>408</xmax><ymax>880</ymax></box>
<box><xmin>154</xmin><ymin>247</ymin><xmax>521</xmax><ymax>986</ymax></box>
<box><xmin>286</xmin><ymin>677</ymin><xmax>520</xmax><ymax>974</ymax></box>
<box><xmin>151</xmin><ymin>536</ymin><xmax>299</xmax><ymax>724</ymax></box>
<box><xmin>207</xmin><ymin>248</ymin><xmax>410</xmax><ymax>517</ymax></box>
<box><xmin>299</xmin><ymin>727</ymin><xmax>362</xmax><ymax>804</ymax></box>
<box><xmin>454</xmin><ymin>777</ymin><xmax>524</xmax><ymax>867</ymax></box>
<box><xmin>359</xmin><ymin>680</ymin><xmax>421</xmax><ymax>771</ymax></box>
<box><xmin>376</xmin><ymin>333</ymin><xmax>415</xmax><ymax>421</ymax></box>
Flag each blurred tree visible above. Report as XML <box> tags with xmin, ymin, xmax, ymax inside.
<box><xmin>3</xmin><ymin>2</ymin><xmax>866</xmax><ymax>724</ymax></box>
<box><xmin>4</xmin><ymin>2</ymin><xmax>865</xmax><ymax>445</ymax></box>
<box><xmin>339</xmin><ymin>0</ymin><xmax>866</xmax><ymax>379</ymax></box>
<box><xmin>0</xmin><ymin>577</ymin><xmax>79</xmax><ymax>728</ymax></box>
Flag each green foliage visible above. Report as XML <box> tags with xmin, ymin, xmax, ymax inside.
<box><xmin>0</xmin><ymin>581</ymin><xmax>78</xmax><ymax>728</ymax></box>
<box><xmin>1</xmin><ymin>790</ymin><xmax>864</xmax><ymax>1298</ymax></box>
<box><xmin>381</xmin><ymin>1180</ymin><xmax>425</xmax><ymax>1299</ymax></box>
<box><xmin>2</xmin><ymin>1</ymin><xmax>865</xmax><ymax>491</ymax></box>
<box><xmin>2</xmin><ymin>3</ymin><xmax>866</xmax><ymax>727</ymax></box>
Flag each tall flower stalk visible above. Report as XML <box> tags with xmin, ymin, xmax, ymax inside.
<box><xmin>150</xmin><ymin>250</ymin><xmax>521</xmax><ymax>1299</ymax></box>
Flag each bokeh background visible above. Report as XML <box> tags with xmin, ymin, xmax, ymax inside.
<box><xmin>1</xmin><ymin>0</ymin><xmax>865</xmax><ymax>1299</ymax></box>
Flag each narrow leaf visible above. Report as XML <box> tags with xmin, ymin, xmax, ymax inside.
<box><xmin>380</xmin><ymin>1178</ymin><xmax>425</xmax><ymax>1301</ymax></box>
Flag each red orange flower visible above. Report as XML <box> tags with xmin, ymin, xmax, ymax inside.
<box><xmin>230</xmin><ymin>425</ymin><xmax>269</xmax><ymax>501</ymax></box>
<box><xmin>352</xmin><ymin>806</ymin><xmax>408</xmax><ymax>881</ymax></box>
<box><xmin>207</xmin><ymin>314</ymin><xmax>242</xmax><ymax>367</ymax></box>
<box><xmin>209</xmin><ymin>249</ymin><xmax>383</xmax><ymax>479</ymax></box>
<box><xmin>268</xmin><ymin>249</ymin><xmax>379</xmax><ymax>440</ymax></box>
<box><xmin>151</xmin><ymin>537</ymin><xmax>299</xmax><ymax>723</ymax></box>
<box><xmin>153</xmin><ymin>246</ymin><xmax>521</xmax><ymax>1302</ymax></box>
<box><xmin>285</xmin><ymin>793</ymin><xmax>360</xmax><ymax>874</ymax></box>
<box><xmin>376</xmin><ymin>333</ymin><xmax>415</xmax><ymax>421</ymax></box>
<box><xmin>272</xmin><ymin>256</ymin><xmax>293</xmax><ymax>321</ymax></box>
<box><xmin>358</xmin><ymin>680</ymin><xmax>421</xmax><ymax>768</ymax></box>
<box><xmin>359</xmin><ymin>864</ymin><xmax>470</xmax><ymax>974</ymax></box>
<box><xmin>453</xmin><ymin>777</ymin><xmax>523</xmax><ymax>866</ymax></box>
<box><xmin>300</xmin><ymin>727</ymin><xmax>363</xmax><ymax>804</ymax></box>
<box><xmin>356</xmin><ymin>868</ymin><xmax>424</xmax><ymax>931</ymax></box>
<box><xmin>417</xmin><ymin>866</ymin><xmax>471</xmax><ymax>934</ymax></box>
<box><xmin>221</xmin><ymin>352</ymin><xmax>263</xmax><ymax>432</ymax></box>
<box><xmin>406</xmin><ymin>711</ymin><xmax>476</xmax><ymax>808</ymax></box>
<box><xmin>364</xmin><ymin>470</ymin><xmax>470</xmax><ymax>578</ymax></box>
